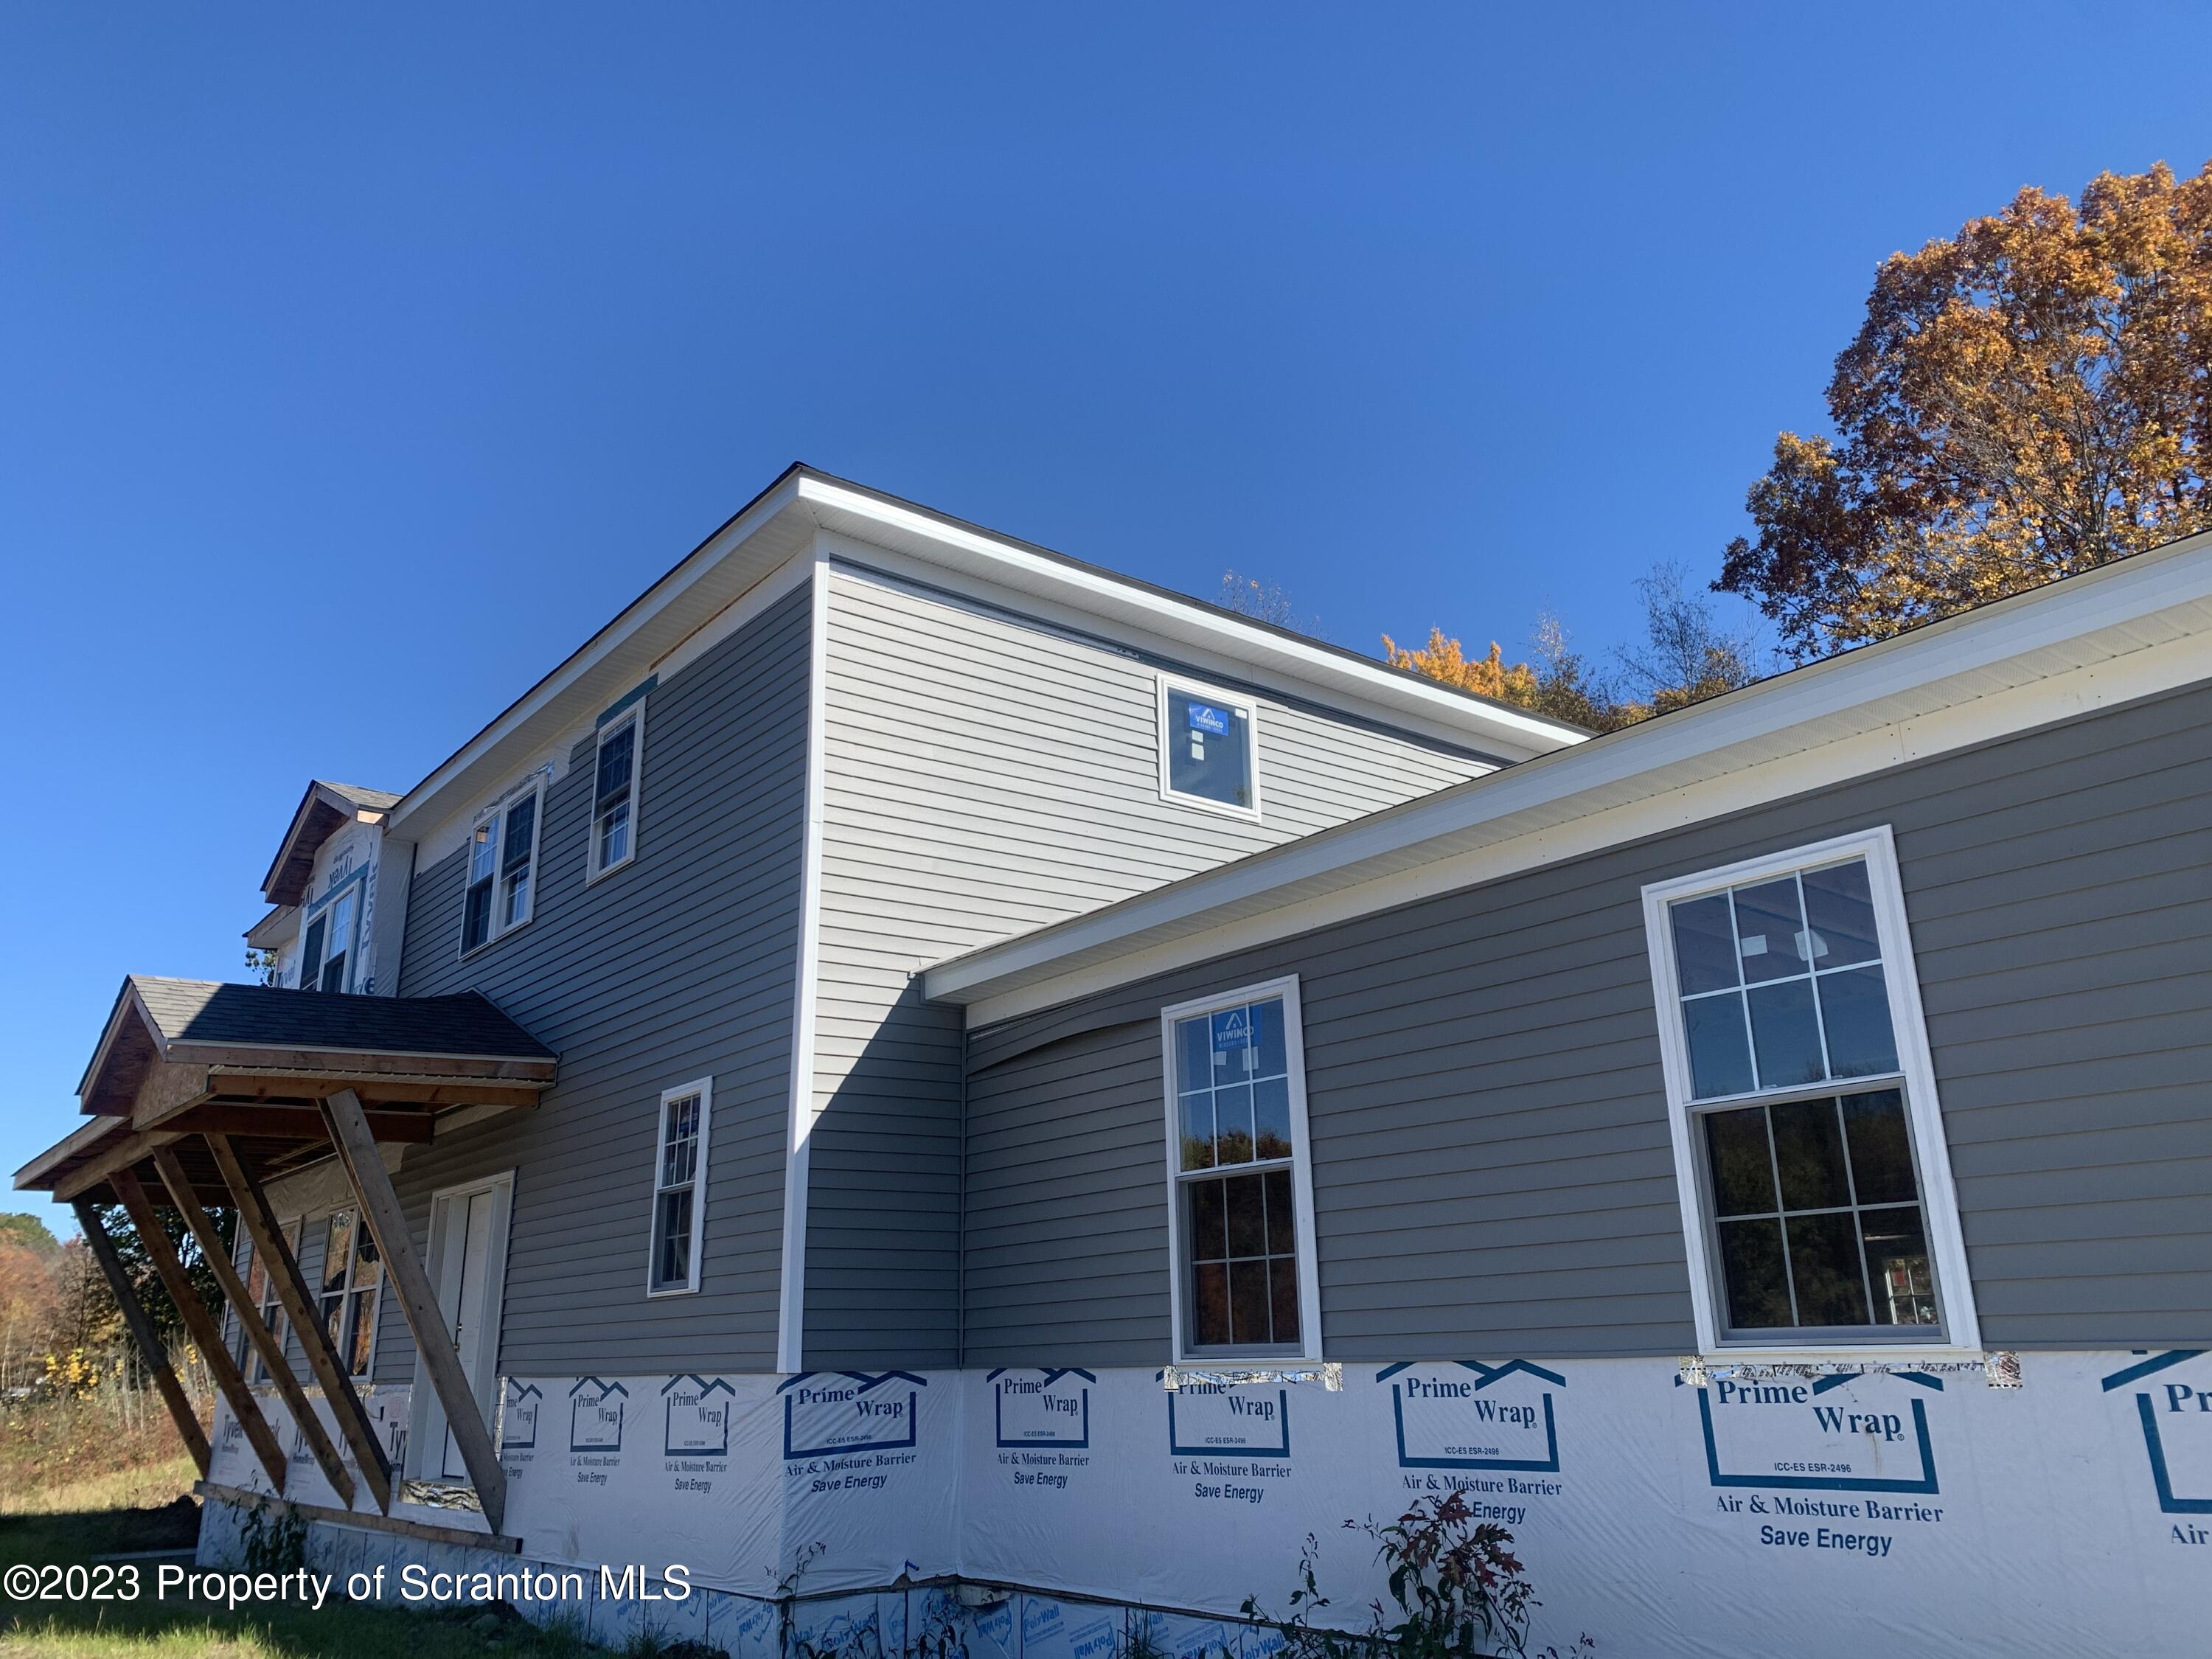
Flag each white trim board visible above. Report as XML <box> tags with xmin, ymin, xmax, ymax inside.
<box><xmin>931</xmin><ymin>529</ymin><xmax>2212</xmax><ymax>1026</ymax></box>
<box><xmin>774</xmin><ymin>556</ymin><xmax>832</xmax><ymax>1374</ymax></box>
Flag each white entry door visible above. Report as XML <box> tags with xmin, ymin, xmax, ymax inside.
<box><xmin>408</xmin><ymin>1171</ymin><xmax>513</xmax><ymax>1484</ymax></box>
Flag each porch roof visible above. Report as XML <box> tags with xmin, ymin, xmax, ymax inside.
<box><xmin>16</xmin><ymin>975</ymin><xmax>557</xmax><ymax>1207</ymax></box>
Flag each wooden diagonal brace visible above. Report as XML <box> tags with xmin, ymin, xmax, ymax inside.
<box><xmin>71</xmin><ymin>1198</ymin><xmax>209</xmax><ymax>1477</ymax></box>
<box><xmin>204</xmin><ymin>1133</ymin><xmax>392</xmax><ymax>1512</ymax></box>
<box><xmin>108</xmin><ymin>1166</ymin><xmax>288</xmax><ymax>1494</ymax></box>
<box><xmin>151</xmin><ymin>1147</ymin><xmax>355</xmax><ymax>1509</ymax></box>
<box><xmin>319</xmin><ymin>1089</ymin><xmax>506</xmax><ymax>1533</ymax></box>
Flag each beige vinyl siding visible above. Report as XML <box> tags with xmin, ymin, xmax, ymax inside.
<box><xmin>961</xmin><ymin>679</ymin><xmax>2212</xmax><ymax>1366</ymax></box>
<box><xmin>802</xmin><ymin>563</ymin><xmax>1496</xmax><ymax>1368</ymax></box>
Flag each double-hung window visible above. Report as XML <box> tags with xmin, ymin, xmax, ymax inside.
<box><xmin>1158</xmin><ymin>677</ymin><xmax>1260</xmax><ymax>818</ymax></box>
<box><xmin>461</xmin><ymin>777</ymin><xmax>544</xmax><ymax>955</ymax></box>
<box><xmin>647</xmin><ymin>1078</ymin><xmax>712</xmax><ymax>1295</ymax></box>
<box><xmin>1161</xmin><ymin>977</ymin><xmax>1321</xmax><ymax>1360</ymax></box>
<box><xmin>1641</xmin><ymin>827</ymin><xmax>1978</xmax><ymax>1354</ymax></box>
<box><xmin>296</xmin><ymin>883</ymin><xmax>360</xmax><ymax>993</ymax></box>
<box><xmin>318</xmin><ymin>1210</ymin><xmax>382</xmax><ymax>1379</ymax></box>
<box><xmin>588</xmin><ymin>706</ymin><xmax>643</xmax><ymax>880</ymax></box>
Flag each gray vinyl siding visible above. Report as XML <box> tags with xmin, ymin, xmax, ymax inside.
<box><xmin>801</xmin><ymin>563</ymin><xmax>1495</xmax><ymax>1368</ymax></box>
<box><xmin>962</xmin><ymin>680</ymin><xmax>2212</xmax><ymax>1366</ymax></box>
<box><xmin>383</xmin><ymin>580</ymin><xmax>813</xmax><ymax>1378</ymax></box>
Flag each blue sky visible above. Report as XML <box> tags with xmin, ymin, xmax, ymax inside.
<box><xmin>4</xmin><ymin>3</ymin><xmax>2208</xmax><ymax>1221</ymax></box>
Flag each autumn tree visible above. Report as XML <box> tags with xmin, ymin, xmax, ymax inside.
<box><xmin>1721</xmin><ymin>159</ymin><xmax>2212</xmax><ymax>658</ymax></box>
<box><xmin>1386</xmin><ymin>563</ymin><xmax>1764</xmax><ymax>731</ymax></box>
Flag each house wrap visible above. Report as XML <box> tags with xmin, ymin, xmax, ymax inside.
<box><xmin>19</xmin><ymin>464</ymin><xmax>2211</xmax><ymax>1659</ymax></box>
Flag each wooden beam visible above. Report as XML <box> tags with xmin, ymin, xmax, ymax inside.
<box><xmin>108</xmin><ymin>1166</ymin><xmax>289</xmax><ymax>1495</ymax></box>
<box><xmin>195</xmin><ymin>1481</ymin><xmax>521</xmax><ymax>1554</ymax></box>
<box><xmin>71</xmin><ymin>1199</ymin><xmax>209</xmax><ymax>1477</ymax></box>
<box><xmin>152</xmin><ymin>1147</ymin><xmax>355</xmax><ymax>1509</ymax></box>
<box><xmin>317</xmin><ymin>1090</ymin><xmax>504</xmax><ymax>1531</ymax></box>
<box><xmin>203</xmin><ymin>1075</ymin><xmax>545</xmax><ymax>1111</ymax></box>
<box><xmin>169</xmin><ymin>1044</ymin><xmax>555</xmax><ymax>1083</ymax></box>
<box><xmin>52</xmin><ymin>1130</ymin><xmax>181</xmax><ymax>1204</ymax></box>
<box><xmin>160</xmin><ymin>1104</ymin><xmax>437</xmax><ymax>1143</ymax></box>
<box><xmin>205</xmin><ymin>1133</ymin><xmax>392</xmax><ymax>1513</ymax></box>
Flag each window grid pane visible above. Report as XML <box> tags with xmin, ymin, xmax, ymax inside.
<box><xmin>1697</xmin><ymin>1088</ymin><xmax>1936</xmax><ymax>1334</ymax></box>
<box><xmin>1172</xmin><ymin>996</ymin><xmax>1302</xmax><ymax>1352</ymax></box>
<box><xmin>1183</xmin><ymin>1171</ymin><xmax>1300</xmax><ymax>1349</ymax></box>
<box><xmin>1669</xmin><ymin>858</ymin><xmax>1900</xmax><ymax>1102</ymax></box>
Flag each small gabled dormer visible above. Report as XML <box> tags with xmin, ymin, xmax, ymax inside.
<box><xmin>251</xmin><ymin>779</ymin><xmax>400</xmax><ymax>994</ymax></box>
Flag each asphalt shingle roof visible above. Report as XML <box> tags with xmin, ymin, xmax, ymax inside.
<box><xmin>129</xmin><ymin>975</ymin><xmax>554</xmax><ymax>1061</ymax></box>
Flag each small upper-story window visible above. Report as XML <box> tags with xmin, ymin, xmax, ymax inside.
<box><xmin>1641</xmin><ymin>827</ymin><xmax>1979</xmax><ymax>1354</ymax></box>
<box><xmin>1161</xmin><ymin>977</ymin><xmax>1320</xmax><ymax>1361</ymax></box>
<box><xmin>647</xmin><ymin>1078</ymin><xmax>712</xmax><ymax>1295</ymax></box>
<box><xmin>297</xmin><ymin>883</ymin><xmax>360</xmax><ymax>993</ymax></box>
<box><xmin>588</xmin><ymin>707</ymin><xmax>644</xmax><ymax>880</ymax></box>
<box><xmin>461</xmin><ymin>777</ymin><xmax>544</xmax><ymax>955</ymax></box>
<box><xmin>1158</xmin><ymin>678</ymin><xmax>1260</xmax><ymax>818</ymax></box>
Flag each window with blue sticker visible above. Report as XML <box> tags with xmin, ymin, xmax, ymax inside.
<box><xmin>1162</xmin><ymin>684</ymin><xmax>1256</xmax><ymax>813</ymax></box>
<box><xmin>1167</xmin><ymin>990</ymin><xmax>1308</xmax><ymax>1354</ymax></box>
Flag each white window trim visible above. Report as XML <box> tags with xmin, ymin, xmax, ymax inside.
<box><xmin>1158</xmin><ymin>974</ymin><xmax>1322</xmax><ymax>1363</ymax></box>
<box><xmin>310</xmin><ymin>1206</ymin><xmax>383</xmax><ymax>1382</ymax></box>
<box><xmin>585</xmin><ymin>700</ymin><xmax>647</xmax><ymax>885</ymax></box>
<box><xmin>459</xmin><ymin>773</ymin><xmax>547</xmax><ymax>958</ymax></box>
<box><xmin>1155</xmin><ymin>674</ymin><xmax>1263</xmax><ymax>822</ymax></box>
<box><xmin>647</xmin><ymin>1076</ymin><xmax>714</xmax><ymax>1298</ymax></box>
<box><xmin>1640</xmin><ymin>824</ymin><xmax>1981</xmax><ymax>1360</ymax></box>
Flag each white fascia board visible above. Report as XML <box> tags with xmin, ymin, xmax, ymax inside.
<box><xmin>793</xmin><ymin>476</ymin><xmax>1585</xmax><ymax>761</ymax></box>
<box><xmin>386</xmin><ymin>472</ymin><xmax>814</xmax><ymax>841</ymax></box>
<box><xmin>931</xmin><ymin>529</ymin><xmax>2212</xmax><ymax>1020</ymax></box>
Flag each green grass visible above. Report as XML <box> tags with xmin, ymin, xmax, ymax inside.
<box><xmin>0</xmin><ymin>1461</ymin><xmax>201</xmax><ymax>1523</ymax></box>
<box><xmin>0</xmin><ymin>1500</ymin><xmax>616</xmax><ymax>1659</ymax></box>
<box><xmin>0</xmin><ymin>1597</ymin><xmax>599</xmax><ymax>1659</ymax></box>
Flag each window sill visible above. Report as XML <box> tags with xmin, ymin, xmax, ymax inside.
<box><xmin>584</xmin><ymin>853</ymin><xmax>636</xmax><ymax>888</ymax></box>
<box><xmin>1158</xmin><ymin>787</ymin><xmax>1262</xmax><ymax>824</ymax></box>
<box><xmin>458</xmin><ymin>917</ymin><xmax>534</xmax><ymax>961</ymax></box>
<box><xmin>1684</xmin><ymin>1343</ymin><xmax>1989</xmax><ymax>1372</ymax></box>
<box><xmin>645</xmin><ymin>1282</ymin><xmax>700</xmax><ymax>1299</ymax></box>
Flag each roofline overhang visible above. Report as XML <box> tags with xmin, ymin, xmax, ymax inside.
<box><xmin>261</xmin><ymin>782</ymin><xmax>393</xmax><ymax>905</ymax></box>
<box><xmin>385</xmin><ymin>465</ymin><xmax>1587</xmax><ymax>840</ymax></box>
<box><xmin>13</xmin><ymin>1116</ymin><xmax>126</xmax><ymax>1192</ymax></box>
<box><xmin>925</xmin><ymin>524</ymin><xmax>2212</xmax><ymax>1020</ymax></box>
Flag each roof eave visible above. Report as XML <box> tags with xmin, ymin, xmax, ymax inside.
<box><xmin>925</xmin><ymin>525</ymin><xmax>2212</xmax><ymax>1012</ymax></box>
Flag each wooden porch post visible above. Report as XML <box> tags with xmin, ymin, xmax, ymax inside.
<box><xmin>318</xmin><ymin>1088</ymin><xmax>506</xmax><ymax>1533</ymax></box>
<box><xmin>106</xmin><ymin>1167</ymin><xmax>288</xmax><ymax>1493</ymax></box>
<box><xmin>151</xmin><ymin>1147</ymin><xmax>355</xmax><ymax>1508</ymax></box>
<box><xmin>70</xmin><ymin>1199</ymin><xmax>210</xmax><ymax>1477</ymax></box>
<box><xmin>204</xmin><ymin>1132</ymin><xmax>393</xmax><ymax>1513</ymax></box>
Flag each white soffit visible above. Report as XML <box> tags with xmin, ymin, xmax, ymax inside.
<box><xmin>926</xmin><ymin>526</ymin><xmax>2212</xmax><ymax>1022</ymax></box>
